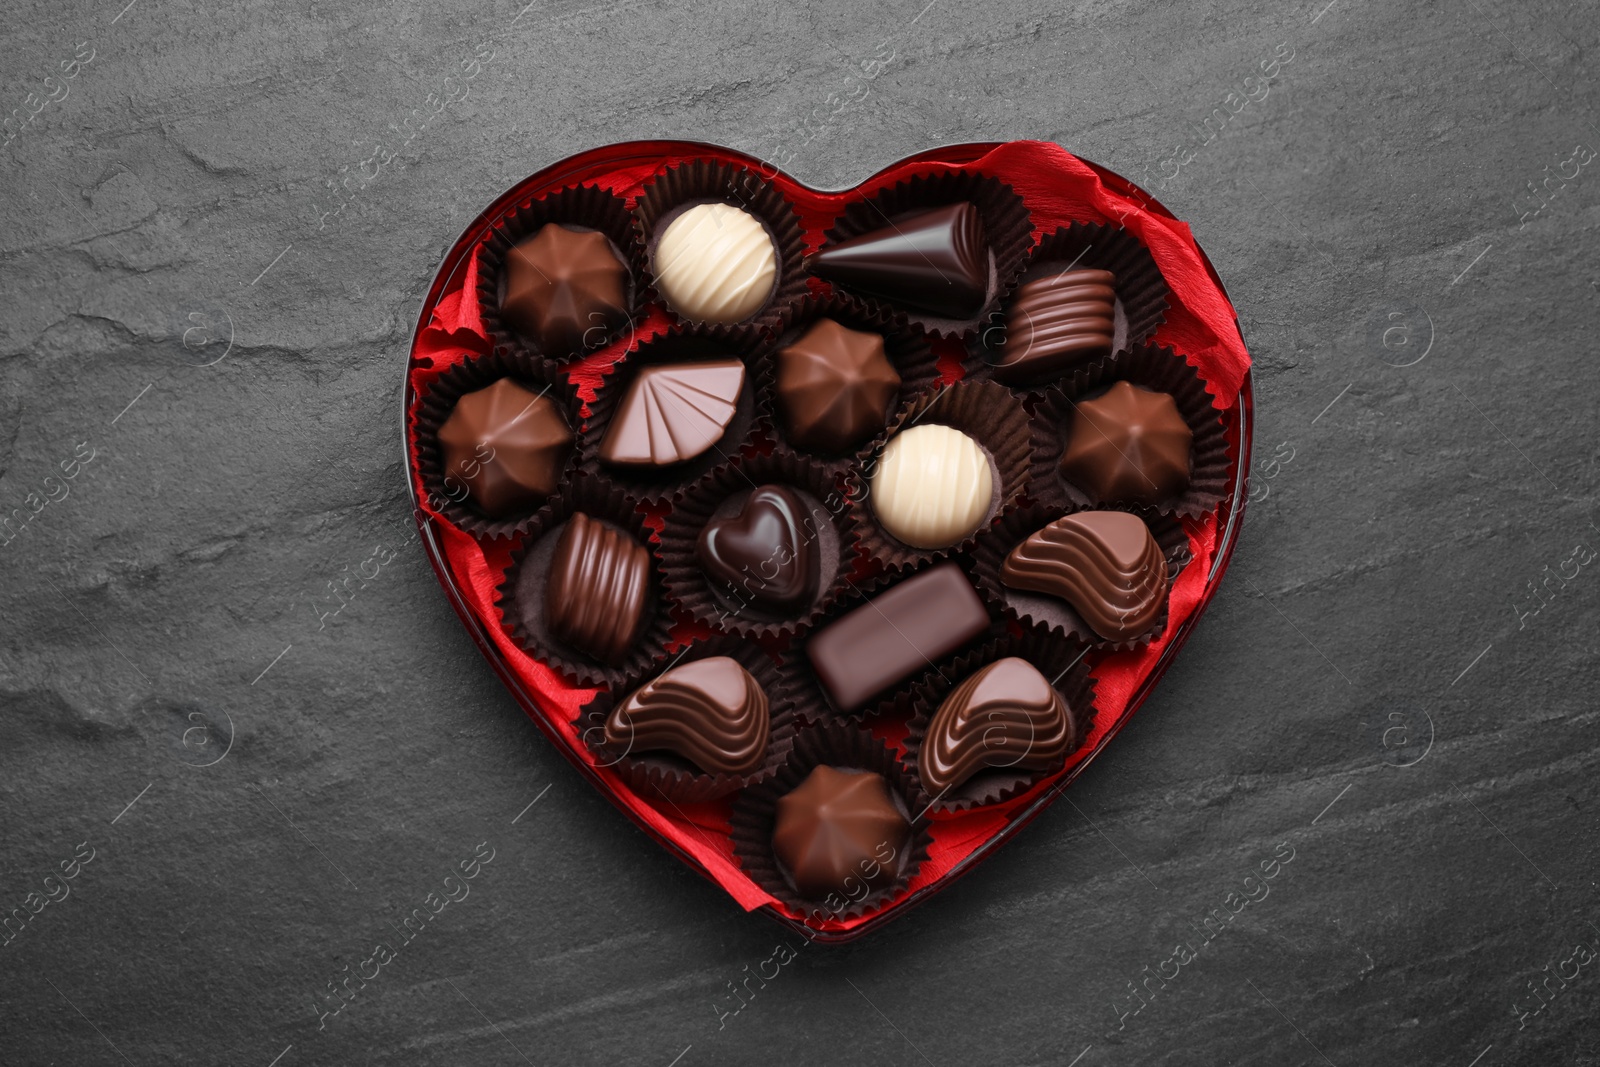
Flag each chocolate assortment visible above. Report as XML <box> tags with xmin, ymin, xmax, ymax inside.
<box><xmin>406</xmin><ymin>141</ymin><xmax>1249</xmax><ymax>937</ymax></box>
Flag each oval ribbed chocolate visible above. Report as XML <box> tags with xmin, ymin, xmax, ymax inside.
<box><xmin>545</xmin><ymin>512</ymin><xmax>651</xmax><ymax>664</ymax></box>
<box><xmin>917</xmin><ymin>657</ymin><xmax>1074</xmax><ymax>795</ymax></box>
<box><xmin>996</xmin><ymin>268</ymin><xmax>1115</xmax><ymax>384</ymax></box>
<box><xmin>1000</xmin><ymin>511</ymin><xmax>1168</xmax><ymax>642</ymax></box>
<box><xmin>604</xmin><ymin>656</ymin><xmax>769</xmax><ymax>775</ymax></box>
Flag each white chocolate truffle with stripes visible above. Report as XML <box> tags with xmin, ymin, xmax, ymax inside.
<box><xmin>870</xmin><ymin>424</ymin><xmax>995</xmax><ymax>549</ymax></box>
<box><xmin>652</xmin><ymin>203</ymin><xmax>778</xmax><ymax>323</ymax></box>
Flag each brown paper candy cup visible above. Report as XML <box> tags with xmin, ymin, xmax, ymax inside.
<box><xmin>496</xmin><ymin>474</ymin><xmax>674</xmax><ymax>686</ymax></box>
<box><xmin>966</xmin><ymin>221</ymin><xmax>1171</xmax><ymax>391</ymax></box>
<box><xmin>582</xmin><ymin>330</ymin><xmax>773</xmax><ymax>504</ymax></box>
<box><xmin>968</xmin><ymin>501</ymin><xmax>1192</xmax><ymax>653</ymax></box>
<box><xmin>474</xmin><ymin>183</ymin><xmax>646</xmax><ymax>361</ymax></box>
<box><xmin>845</xmin><ymin>380</ymin><xmax>1032</xmax><ymax>573</ymax></box>
<box><xmin>810</xmin><ymin>169</ymin><xmax>1033</xmax><ymax>340</ymax></box>
<box><xmin>1028</xmin><ymin>343</ymin><xmax>1232</xmax><ymax>519</ymax></box>
<box><xmin>634</xmin><ymin>160</ymin><xmax>809</xmax><ymax>339</ymax></box>
<box><xmin>899</xmin><ymin>630</ymin><xmax>1096</xmax><ymax>815</ymax></box>
<box><xmin>765</xmin><ymin>292</ymin><xmax>943</xmax><ymax>470</ymax></box>
<box><xmin>412</xmin><ymin>346</ymin><xmax>582</xmax><ymax>541</ymax></box>
<box><xmin>657</xmin><ymin>448</ymin><xmax>855</xmax><ymax>641</ymax></box>
<box><xmin>574</xmin><ymin>638</ymin><xmax>797</xmax><ymax>804</ymax></box>
<box><xmin>729</xmin><ymin>723</ymin><xmax>933</xmax><ymax>925</ymax></box>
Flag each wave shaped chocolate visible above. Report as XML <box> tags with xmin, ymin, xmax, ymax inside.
<box><xmin>599</xmin><ymin>360</ymin><xmax>744</xmax><ymax>468</ymax></box>
<box><xmin>1060</xmin><ymin>381</ymin><xmax>1192</xmax><ymax>505</ymax></box>
<box><xmin>772</xmin><ymin>766</ymin><xmax>910</xmax><ymax>901</ymax></box>
<box><xmin>605</xmin><ymin>656</ymin><xmax>769</xmax><ymax>775</ymax></box>
<box><xmin>810</xmin><ymin>203</ymin><xmax>989</xmax><ymax>318</ymax></box>
<box><xmin>918</xmin><ymin>658</ymin><xmax>1074</xmax><ymax>795</ymax></box>
<box><xmin>995</xmin><ymin>268</ymin><xmax>1116</xmax><ymax>384</ymax></box>
<box><xmin>501</xmin><ymin>224</ymin><xmax>629</xmax><ymax>355</ymax></box>
<box><xmin>697</xmin><ymin>485</ymin><xmax>819</xmax><ymax>614</ymax></box>
<box><xmin>546</xmin><ymin>512</ymin><xmax>652</xmax><ymax>664</ymax></box>
<box><xmin>1001</xmin><ymin>511</ymin><xmax>1168</xmax><ymax>641</ymax></box>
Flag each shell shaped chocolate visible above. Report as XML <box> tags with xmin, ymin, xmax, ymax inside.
<box><xmin>605</xmin><ymin>656</ymin><xmax>770</xmax><ymax>776</ymax></box>
<box><xmin>1001</xmin><ymin>511</ymin><xmax>1168</xmax><ymax>641</ymax></box>
<box><xmin>545</xmin><ymin>513</ymin><xmax>652</xmax><ymax>664</ymax></box>
<box><xmin>918</xmin><ymin>657</ymin><xmax>1074</xmax><ymax>794</ymax></box>
<box><xmin>996</xmin><ymin>268</ymin><xmax>1116</xmax><ymax>384</ymax></box>
<box><xmin>870</xmin><ymin>423</ymin><xmax>994</xmax><ymax>549</ymax></box>
<box><xmin>598</xmin><ymin>360</ymin><xmax>745</xmax><ymax>468</ymax></box>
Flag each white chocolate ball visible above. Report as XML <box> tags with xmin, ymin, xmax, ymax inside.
<box><xmin>653</xmin><ymin>203</ymin><xmax>778</xmax><ymax>323</ymax></box>
<box><xmin>871</xmin><ymin>424</ymin><xmax>994</xmax><ymax>549</ymax></box>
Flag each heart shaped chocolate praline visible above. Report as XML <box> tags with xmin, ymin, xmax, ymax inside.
<box><xmin>696</xmin><ymin>485</ymin><xmax>819</xmax><ymax>614</ymax></box>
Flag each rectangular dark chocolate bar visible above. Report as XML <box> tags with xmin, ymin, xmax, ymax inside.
<box><xmin>806</xmin><ymin>562</ymin><xmax>990</xmax><ymax>713</ymax></box>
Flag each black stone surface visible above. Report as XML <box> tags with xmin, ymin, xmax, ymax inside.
<box><xmin>2</xmin><ymin>1</ymin><xmax>1597</xmax><ymax>1064</ymax></box>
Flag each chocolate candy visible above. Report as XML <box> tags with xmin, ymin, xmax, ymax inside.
<box><xmin>501</xmin><ymin>224</ymin><xmax>629</xmax><ymax>354</ymax></box>
<box><xmin>995</xmin><ymin>268</ymin><xmax>1116</xmax><ymax>384</ymax></box>
<box><xmin>806</xmin><ymin>563</ymin><xmax>989</xmax><ymax>713</ymax></box>
<box><xmin>1059</xmin><ymin>381</ymin><xmax>1192</xmax><ymax>505</ymax></box>
<box><xmin>652</xmin><ymin>203</ymin><xmax>777</xmax><ymax>323</ymax></box>
<box><xmin>546</xmin><ymin>512</ymin><xmax>652</xmax><ymax>663</ymax></box>
<box><xmin>605</xmin><ymin>656</ymin><xmax>769</xmax><ymax>775</ymax></box>
<box><xmin>437</xmin><ymin>378</ymin><xmax>572</xmax><ymax>517</ymax></box>
<box><xmin>810</xmin><ymin>203</ymin><xmax>988</xmax><ymax>318</ymax></box>
<box><xmin>1001</xmin><ymin>511</ymin><xmax>1167</xmax><ymax>642</ymax></box>
<box><xmin>696</xmin><ymin>485</ymin><xmax>819</xmax><ymax>614</ymax></box>
<box><xmin>870</xmin><ymin>423</ymin><xmax>994</xmax><ymax>549</ymax></box>
<box><xmin>918</xmin><ymin>658</ymin><xmax>1073</xmax><ymax>795</ymax></box>
<box><xmin>772</xmin><ymin>766</ymin><xmax>910</xmax><ymax>901</ymax></box>
<box><xmin>777</xmin><ymin>318</ymin><xmax>901</xmax><ymax>453</ymax></box>
<box><xmin>598</xmin><ymin>360</ymin><xmax>745</xmax><ymax>468</ymax></box>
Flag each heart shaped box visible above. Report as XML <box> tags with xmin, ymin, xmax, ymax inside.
<box><xmin>402</xmin><ymin>140</ymin><xmax>1253</xmax><ymax>942</ymax></box>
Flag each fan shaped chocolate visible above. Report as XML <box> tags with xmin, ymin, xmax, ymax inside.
<box><xmin>995</xmin><ymin>268</ymin><xmax>1116</xmax><ymax>384</ymax></box>
<box><xmin>437</xmin><ymin>378</ymin><xmax>572</xmax><ymax>517</ymax></box>
<box><xmin>810</xmin><ymin>203</ymin><xmax>989</xmax><ymax>318</ymax></box>
<box><xmin>772</xmin><ymin>766</ymin><xmax>911</xmax><ymax>901</ymax></box>
<box><xmin>1001</xmin><ymin>511</ymin><xmax>1168</xmax><ymax>641</ymax></box>
<box><xmin>605</xmin><ymin>656</ymin><xmax>769</xmax><ymax>776</ymax></box>
<box><xmin>776</xmin><ymin>318</ymin><xmax>901</xmax><ymax>453</ymax></box>
<box><xmin>545</xmin><ymin>512</ymin><xmax>652</xmax><ymax>663</ymax></box>
<box><xmin>696</xmin><ymin>485</ymin><xmax>819</xmax><ymax>614</ymax></box>
<box><xmin>918</xmin><ymin>658</ymin><xmax>1074</xmax><ymax>795</ymax></box>
<box><xmin>1059</xmin><ymin>381</ymin><xmax>1192</xmax><ymax>505</ymax></box>
<box><xmin>598</xmin><ymin>360</ymin><xmax>745</xmax><ymax>468</ymax></box>
<box><xmin>501</xmin><ymin>224</ymin><xmax>630</xmax><ymax>354</ymax></box>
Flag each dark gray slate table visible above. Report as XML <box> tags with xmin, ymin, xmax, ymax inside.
<box><xmin>2</xmin><ymin>0</ymin><xmax>1596</xmax><ymax>1063</ymax></box>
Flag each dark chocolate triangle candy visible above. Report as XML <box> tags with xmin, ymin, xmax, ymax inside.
<box><xmin>810</xmin><ymin>203</ymin><xmax>989</xmax><ymax>318</ymax></box>
<box><xmin>696</xmin><ymin>485</ymin><xmax>819</xmax><ymax>613</ymax></box>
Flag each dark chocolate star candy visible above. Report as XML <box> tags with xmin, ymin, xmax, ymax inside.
<box><xmin>696</xmin><ymin>485</ymin><xmax>819</xmax><ymax>614</ymax></box>
<box><xmin>809</xmin><ymin>202</ymin><xmax>989</xmax><ymax>318</ymax></box>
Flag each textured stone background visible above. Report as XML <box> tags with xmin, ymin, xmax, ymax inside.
<box><xmin>2</xmin><ymin>0</ymin><xmax>1597</xmax><ymax>1063</ymax></box>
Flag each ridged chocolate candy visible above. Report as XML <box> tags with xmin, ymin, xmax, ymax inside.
<box><xmin>605</xmin><ymin>656</ymin><xmax>769</xmax><ymax>775</ymax></box>
<box><xmin>776</xmin><ymin>319</ymin><xmax>900</xmax><ymax>453</ymax></box>
<box><xmin>772</xmin><ymin>766</ymin><xmax>910</xmax><ymax>901</ymax></box>
<box><xmin>1001</xmin><ymin>511</ymin><xmax>1168</xmax><ymax>642</ymax></box>
<box><xmin>1059</xmin><ymin>381</ymin><xmax>1192</xmax><ymax>505</ymax></box>
<box><xmin>501</xmin><ymin>224</ymin><xmax>629</xmax><ymax>354</ymax></box>
<box><xmin>995</xmin><ymin>268</ymin><xmax>1116</xmax><ymax>384</ymax></box>
<box><xmin>810</xmin><ymin>203</ymin><xmax>989</xmax><ymax>318</ymax></box>
<box><xmin>546</xmin><ymin>512</ymin><xmax>652</xmax><ymax>663</ymax></box>
<box><xmin>437</xmin><ymin>378</ymin><xmax>572</xmax><ymax>518</ymax></box>
<box><xmin>918</xmin><ymin>658</ymin><xmax>1074</xmax><ymax>795</ymax></box>
<box><xmin>653</xmin><ymin>203</ymin><xmax>777</xmax><ymax>323</ymax></box>
<box><xmin>598</xmin><ymin>360</ymin><xmax>745</xmax><ymax>468</ymax></box>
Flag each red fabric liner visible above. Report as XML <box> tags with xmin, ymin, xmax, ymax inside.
<box><xmin>406</xmin><ymin>140</ymin><xmax>1249</xmax><ymax>931</ymax></box>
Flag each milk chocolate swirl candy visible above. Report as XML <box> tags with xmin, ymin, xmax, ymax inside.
<box><xmin>501</xmin><ymin>224</ymin><xmax>629</xmax><ymax>354</ymax></box>
<box><xmin>810</xmin><ymin>203</ymin><xmax>989</xmax><ymax>318</ymax></box>
<box><xmin>598</xmin><ymin>360</ymin><xmax>745</xmax><ymax>468</ymax></box>
<box><xmin>546</xmin><ymin>512</ymin><xmax>652</xmax><ymax>663</ymax></box>
<box><xmin>995</xmin><ymin>268</ymin><xmax>1116</xmax><ymax>384</ymax></box>
<box><xmin>653</xmin><ymin>203</ymin><xmax>778</xmax><ymax>323</ymax></box>
<box><xmin>437</xmin><ymin>378</ymin><xmax>572</xmax><ymax>518</ymax></box>
<box><xmin>1001</xmin><ymin>511</ymin><xmax>1168</xmax><ymax>642</ymax></box>
<box><xmin>604</xmin><ymin>656</ymin><xmax>770</xmax><ymax>775</ymax></box>
<box><xmin>918</xmin><ymin>658</ymin><xmax>1073</xmax><ymax>794</ymax></box>
<box><xmin>1060</xmin><ymin>381</ymin><xmax>1192</xmax><ymax>505</ymax></box>
<box><xmin>871</xmin><ymin>423</ymin><xmax>994</xmax><ymax>549</ymax></box>
<box><xmin>772</xmin><ymin>766</ymin><xmax>910</xmax><ymax>900</ymax></box>
<box><xmin>696</xmin><ymin>485</ymin><xmax>819</xmax><ymax>613</ymax></box>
